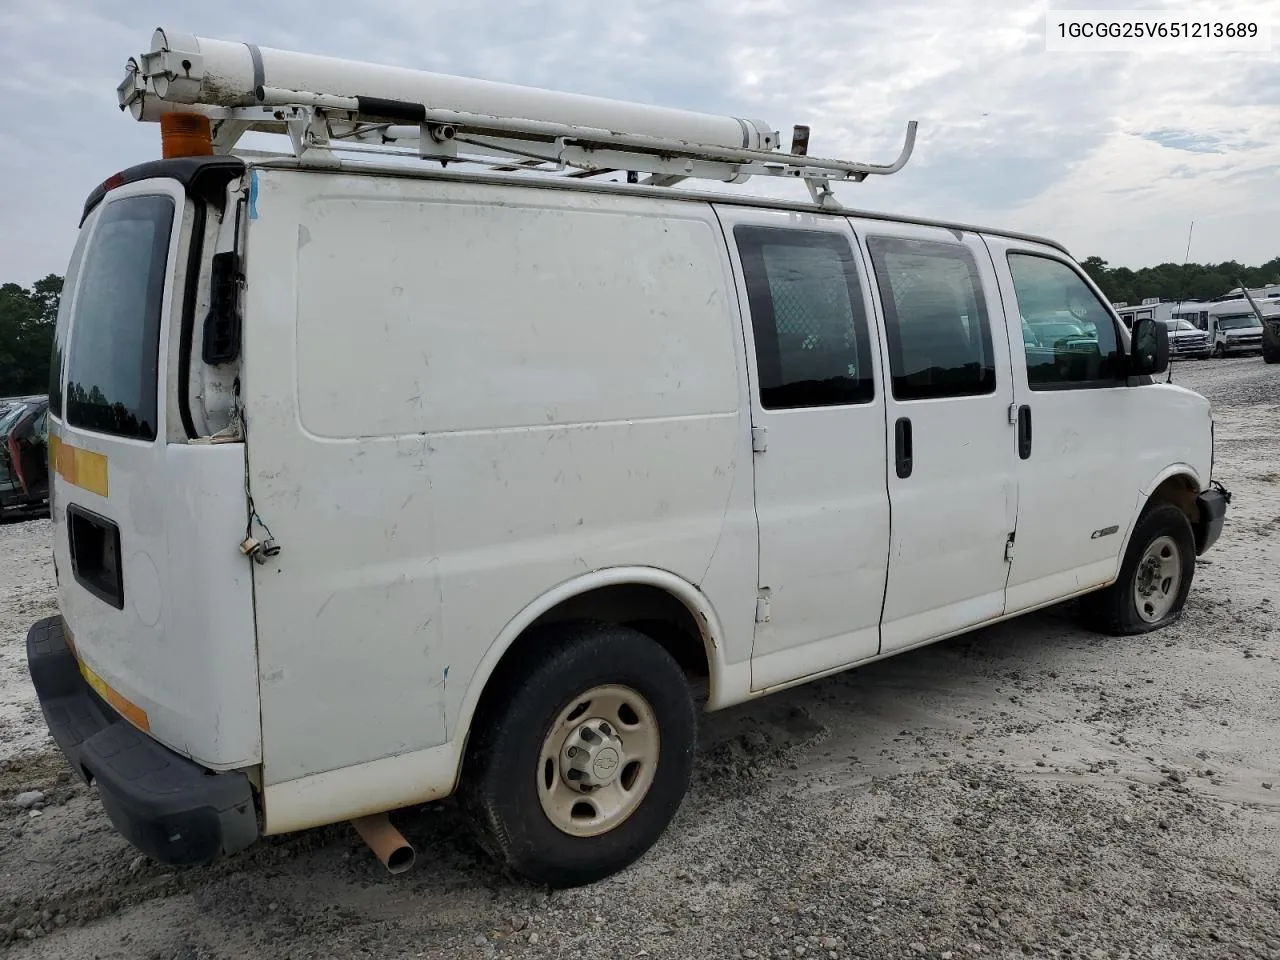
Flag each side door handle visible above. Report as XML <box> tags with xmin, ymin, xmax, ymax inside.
<box><xmin>895</xmin><ymin>416</ymin><xmax>913</xmax><ymax>478</ymax></box>
<box><xmin>1017</xmin><ymin>404</ymin><xmax>1032</xmax><ymax>460</ymax></box>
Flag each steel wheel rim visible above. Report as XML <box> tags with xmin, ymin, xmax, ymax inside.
<box><xmin>1134</xmin><ymin>534</ymin><xmax>1182</xmax><ymax>623</ymax></box>
<box><xmin>537</xmin><ymin>684</ymin><xmax>660</xmax><ymax>838</ymax></box>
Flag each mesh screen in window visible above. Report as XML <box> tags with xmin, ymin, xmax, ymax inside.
<box><xmin>866</xmin><ymin>236</ymin><xmax>996</xmax><ymax>401</ymax></box>
<box><xmin>734</xmin><ymin>226</ymin><xmax>874</xmax><ymax>409</ymax></box>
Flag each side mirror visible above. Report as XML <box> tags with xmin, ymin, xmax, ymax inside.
<box><xmin>1129</xmin><ymin>318</ymin><xmax>1169</xmax><ymax>378</ymax></box>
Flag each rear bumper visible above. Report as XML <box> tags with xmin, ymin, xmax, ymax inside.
<box><xmin>1194</xmin><ymin>484</ymin><xmax>1230</xmax><ymax>555</ymax></box>
<box><xmin>25</xmin><ymin>616</ymin><xmax>259</xmax><ymax>866</ymax></box>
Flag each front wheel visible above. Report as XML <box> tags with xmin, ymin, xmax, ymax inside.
<box><xmin>1081</xmin><ymin>503</ymin><xmax>1196</xmax><ymax>635</ymax></box>
<box><xmin>1264</xmin><ymin>344</ymin><xmax>1278</xmax><ymax>364</ymax></box>
<box><xmin>458</xmin><ymin>622</ymin><xmax>697</xmax><ymax>887</ymax></box>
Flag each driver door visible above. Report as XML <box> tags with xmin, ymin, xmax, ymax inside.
<box><xmin>983</xmin><ymin>237</ymin><xmax>1142</xmax><ymax>613</ymax></box>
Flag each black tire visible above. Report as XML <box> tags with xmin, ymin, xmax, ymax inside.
<box><xmin>458</xmin><ymin>621</ymin><xmax>697</xmax><ymax>887</ymax></box>
<box><xmin>1081</xmin><ymin>502</ymin><xmax>1196</xmax><ymax>636</ymax></box>
<box><xmin>1264</xmin><ymin>344</ymin><xmax>1278</xmax><ymax>364</ymax></box>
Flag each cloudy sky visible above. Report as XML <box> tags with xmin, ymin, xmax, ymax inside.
<box><xmin>1</xmin><ymin>0</ymin><xmax>1277</xmax><ymax>286</ymax></box>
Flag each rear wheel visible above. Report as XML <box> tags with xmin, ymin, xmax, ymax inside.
<box><xmin>459</xmin><ymin>622</ymin><xmax>697</xmax><ymax>887</ymax></box>
<box><xmin>1081</xmin><ymin>503</ymin><xmax>1195</xmax><ymax>635</ymax></box>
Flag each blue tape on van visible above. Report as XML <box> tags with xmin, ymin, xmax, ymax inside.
<box><xmin>248</xmin><ymin>170</ymin><xmax>259</xmax><ymax>220</ymax></box>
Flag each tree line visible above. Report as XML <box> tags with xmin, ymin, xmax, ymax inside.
<box><xmin>2</xmin><ymin>254</ymin><xmax>1278</xmax><ymax>396</ymax></box>
<box><xmin>1079</xmin><ymin>256</ymin><xmax>1280</xmax><ymax>307</ymax></box>
<box><xmin>1</xmin><ymin>276</ymin><xmax>62</xmax><ymax>398</ymax></box>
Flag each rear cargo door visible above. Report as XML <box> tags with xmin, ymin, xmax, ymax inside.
<box><xmin>49</xmin><ymin>177</ymin><xmax>260</xmax><ymax>769</ymax></box>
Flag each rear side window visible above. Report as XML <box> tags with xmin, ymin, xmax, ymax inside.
<box><xmin>65</xmin><ymin>195</ymin><xmax>174</xmax><ymax>440</ymax></box>
<box><xmin>866</xmin><ymin>237</ymin><xmax>996</xmax><ymax>401</ymax></box>
<box><xmin>48</xmin><ymin>229</ymin><xmax>88</xmax><ymax>420</ymax></box>
<box><xmin>734</xmin><ymin>226</ymin><xmax>875</xmax><ymax>409</ymax></box>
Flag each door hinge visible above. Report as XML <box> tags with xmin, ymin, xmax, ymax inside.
<box><xmin>1008</xmin><ymin>402</ymin><xmax>1018</xmax><ymax>425</ymax></box>
<box><xmin>1004</xmin><ymin>533</ymin><xmax>1016</xmax><ymax>563</ymax></box>
<box><xmin>751</xmin><ymin>425</ymin><xmax>768</xmax><ymax>454</ymax></box>
<box><xmin>755</xmin><ymin>592</ymin><xmax>772</xmax><ymax>623</ymax></box>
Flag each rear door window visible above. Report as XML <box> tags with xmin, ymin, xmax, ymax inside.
<box><xmin>734</xmin><ymin>226</ymin><xmax>876</xmax><ymax>409</ymax></box>
<box><xmin>65</xmin><ymin>195</ymin><xmax>175</xmax><ymax>440</ymax></box>
<box><xmin>865</xmin><ymin>237</ymin><xmax>997</xmax><ymax>401</ymax></box>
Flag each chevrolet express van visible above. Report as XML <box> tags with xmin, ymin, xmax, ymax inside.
<box><xmin>28</xmin><ymin>29</ymin><xmax>1229</xmax><ymax>888</ymax></box>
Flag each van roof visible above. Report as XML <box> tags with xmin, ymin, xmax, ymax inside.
<box><xmin>84</xmin><ymin>154</ymin><xmax>1071</xmax><ymax>257</ymax></box>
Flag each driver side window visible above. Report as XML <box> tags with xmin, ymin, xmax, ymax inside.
<box><xmin>1007</xmin><ymin>253</ymin><xmax>1124</xmax><ymax>389</ymax></box>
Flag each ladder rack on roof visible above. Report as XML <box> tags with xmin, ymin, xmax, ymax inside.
<box><xmin>118</xmin><ymin>28</ymin><xmax>917</xmax><ymax>206</ymax></box>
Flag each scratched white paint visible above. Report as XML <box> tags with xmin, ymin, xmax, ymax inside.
<box><xmin>981</xmin><ymin>233</ymin><xmax>1213</xmax><ymax>615</ymax></box>
<box><xmin>243</xmin><ymin>172</ymin><xmax>757</xmax><ymax>785</ymax></box>
<box><xmin>715</xmin><ymin>206</ymin><xmax>890</xmax><ymax>689</ymax></box>
<box><xmin>859</xmin><ymin>218</ymin><xmax>1021</xmax><ymax>655</ymax></box>
<box><xmin>236</xmin><ymin>164</ymin><xmax>1216</xmax><ymax>817</ymax></box>
<box><xmin>48</xmin><ymin>179</ymin><xmax>261</xmax><ymax>769</ymax></box>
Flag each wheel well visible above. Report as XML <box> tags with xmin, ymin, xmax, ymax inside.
<box><xmin>1147</xmin><ymin>474</ymin><xmax>1200</xmax><ymax>526</ymax></box>
<box><xmin>526</xmin><ymin>584</ymin><xmax>711</xmax><ymax>687</ymax></box>
<box><xmin>465</xmin><ymin>584</ymin><xmax>713</xmax><ymax>758</ymax></box>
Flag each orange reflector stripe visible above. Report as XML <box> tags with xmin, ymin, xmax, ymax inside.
<box><xmin>49</xmin><ymin>436</ymin><xmax>109</xmax><ymax>497</ymax></box>
<box><xmin>78</xmin><ymin>658</ymin><xmax>151</xmax><ymax>733</ymax></box>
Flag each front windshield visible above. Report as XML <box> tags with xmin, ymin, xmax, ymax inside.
<box><xmin>1219</xmin><ymin>315</ymin><xmax>1261</xmax><ymax>330</ymax></box>
<box><xmin>1166</xmin><ymin>319</ymin><xmax>1197</xmax><ymax>331</ymax></box>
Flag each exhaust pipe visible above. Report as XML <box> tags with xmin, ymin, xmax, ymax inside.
<box><xmin>351</xmin><ymin>813</ymin><xmax>416</xmax><ymax>874</ymax></box>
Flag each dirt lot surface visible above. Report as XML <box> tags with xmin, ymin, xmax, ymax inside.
<box><xmin>2</xmin><ymin>358</ymin><xmax>1277</xmax><ymax>960</ymax></box>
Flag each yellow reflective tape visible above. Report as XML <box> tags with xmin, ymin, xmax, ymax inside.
<box><xmin>78</xmin><ymin>658</ymin><xmax>150</xmax><ymax>733</ymax></box>
<box><xmin>50</xmin><ymin>437</ymin><xmax>109</xmax><ymax>497</ymax></box>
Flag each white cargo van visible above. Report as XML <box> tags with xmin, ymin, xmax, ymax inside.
<box><xmin>29</xmin><ymin>29</ymin><xmax>1230</xmax><ymax>887</ymax></box>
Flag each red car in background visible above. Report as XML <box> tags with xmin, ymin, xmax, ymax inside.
<box><xmin>0</xmin><ymin>395</ymin><xmax>50</xmax><ymax>519</ymax></box>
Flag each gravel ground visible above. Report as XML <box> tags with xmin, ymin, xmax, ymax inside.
<box><xmin>1</xmin><ymin>356</ymin><xmax>1277</xmax><ymax>960</ymax></box>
